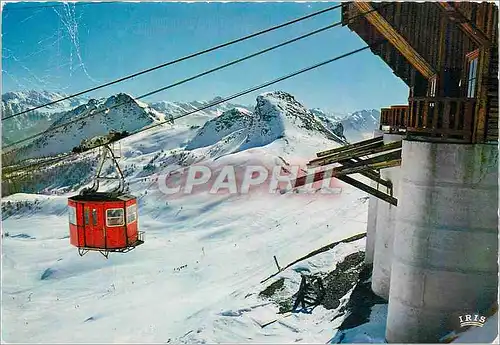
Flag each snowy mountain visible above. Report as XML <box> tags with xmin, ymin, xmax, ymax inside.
<box><xmin>310</xmin><ymin>108</ymin><xmax>346</xmax><ymax>140</ymax></box>
<box><xmin>3</xmin><ymin>90</ymin><xmax>348</xmax><ymax>197</ymax></box>
<box><xmin>244</xmin><ymin>91</ymin><xmax>346</xmax><ymax>146</ymax></box>
<box><xmin>340</xmin><ymin>109</ymin><xmax>380</xmax><ymax>141</ymax></box>
<box><xmin>309</xmin><ymin>108</ymin><xmax>380</xmax><ymax>143</ymax></box>
<box><xmin>2</xmin><ymin>90</ymin><xmax>88</xmax><ymax>116</ymax></box>
<box><xmin>310</xmin><ymin>108</ymin><xmax>342</xmax><ymax>122</ymax></box>
<box><xmin>1</xmin><ymin>90</ymin><xmax>88</xmax><ymax>145</ymax></box>
<box><xmin>150</xmin><ymin>97</ymin><xmax>253</xmax><ymax>126</ymax></box>
<box><xmin>2</xmin><ymin>187</ymin><xmax>371</xmax><ymax>343</ymax></box>
<box><xmin>3</xmin><ymin>89</ymin><xmax>379</xmax><ymax>164</ymax></box>
<box><xmin>8</xmin><ymin>93</ymin><xmax>168</xmax><ymax>162</ymax></box>
<box><xmin>183</xmin><ymin>91</ymin><xmax>347</xmax><ymax>162</ymax></box>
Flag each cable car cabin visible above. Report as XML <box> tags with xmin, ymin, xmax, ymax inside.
<box><xmin>68</xmin><ymin>192</ymin><xmax>144</xmax><ymax>258</ymax></box>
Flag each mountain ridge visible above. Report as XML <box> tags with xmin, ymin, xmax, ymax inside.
<box><xmin>2</xmin><ymin>90</ymin><xmax>380</xmax><ymax>162</ymax></box>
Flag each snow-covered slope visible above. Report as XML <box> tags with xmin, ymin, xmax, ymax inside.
<box><xmin>1</xmin><ymin>90</ymin><xmax>88</xmax><ymax>145</ymax></box>
<box><xmin>186</xmin><ymin>107</ymin><xmax>253</xmax><ymax>150</ymax></box>
<box><xmin>2</xmin><ymin>187</ymin><xmax>369</xmax><ymax>343</ymax></box>
<box><xmin>10</xmin><ymin>93</ymin><xmax>168</xmax><ymax>161</ymax></box>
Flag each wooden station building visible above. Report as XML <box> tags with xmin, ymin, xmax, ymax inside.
<box><xmin>343</xmin><ymin>2</ymin><xmax>498</xmax><ymax>143</ymax></box>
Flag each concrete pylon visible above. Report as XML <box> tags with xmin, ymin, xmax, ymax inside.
<box><xmin>364</xmin><ymin>192</ymin><xmax>379</xmax><ymax>265</ymax></box>
<box><xmin>385</xmin><ymin>140</ymin><xmax>499</xmax><ymax>343</ymax></box>
<box><xmin>364</xmin><ymin>129</ymin><xmax>384</xmax><ymax>265</ymax></box>
<box><xmin>371</xmin><ymin>133</ymin><xmax>403</xmax><ymax>300</ymax></box>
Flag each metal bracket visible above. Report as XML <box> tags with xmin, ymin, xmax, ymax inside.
<box><xmin>78</xmin><ymin>248</ymin><xmax>89</xmax><ymax>257</ymax></box>
<box><xmin>99</xmin><ymin>251</ymin><xmax>110</xmax><ymax>259</ymax></box>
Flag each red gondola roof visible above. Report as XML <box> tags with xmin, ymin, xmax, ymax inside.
<box><xmin>69</xmin><ymin>192</ymin><xmax>136</xmax><ymax>202</ymax></box>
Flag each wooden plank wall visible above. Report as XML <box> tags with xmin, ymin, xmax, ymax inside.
<box><xmin>454</xmin><ymin>2</ymin><xmax>499</xmax><ymax>142</ymax></box>
<box><xmin>456</xmin><ymin>2</ymin><xmax>499</xmax><ymax>142</ymax></box>
<box><xmin>454</xmin><ymin>2</ymin><xmax>497</xmax><ymax>39</ymax></box>
<box><xmin>377</xmin><ymin>2</ymin><xmax>477</xmax><ymax>97</ymax></box>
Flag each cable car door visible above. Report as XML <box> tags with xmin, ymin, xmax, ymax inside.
<box><xmin>84</xmin><ymin>204</ymin><xmax>105</xmax><ymax>248</ymax></box>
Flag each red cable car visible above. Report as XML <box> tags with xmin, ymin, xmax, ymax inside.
<box><xmin>68</xmin><ymin>144</ymin><xmax>144</xmax><ymax>258</ymax></box>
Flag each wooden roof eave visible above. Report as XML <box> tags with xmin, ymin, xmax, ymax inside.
<box><xmin>353</xmin><ymin>2</ymin><xmax>437</xmax><ymax>80</ymax></box>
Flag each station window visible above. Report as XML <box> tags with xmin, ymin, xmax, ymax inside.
<box><xmin>428</xmin><ymin>76</ymin><xmax>437</xmax><ymax>97</ymax></box>
<box><xmin>69</xmin><ymin>206</ymin><xmax>77</xmax><ymax>225</ymax></box>
<box><xmin>84</xmin><ymin>208</ymin><xmax>90</xmax><ymax>225</ymax></box>
<box><xmin>106</xmin><ymin>208</ymin><xmax>124</xmax><ymax>227</ymax></box>
<box><xmin>466</xmin><ymin>50</ymin><xmax>479</xmax><ymax>98</ymax></box>
<box><xmin>126</xmin><ymin>204</ymin><xmax>137</xmax><ymax>224</ymax></box>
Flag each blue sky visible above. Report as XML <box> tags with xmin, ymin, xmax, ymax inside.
<box><xmin>2</xmin><ymin>1</ymin><xmax>408</xmax><ymax>114</ymax></box>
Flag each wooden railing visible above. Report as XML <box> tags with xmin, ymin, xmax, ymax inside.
<box><xmin>380</xmin><ymin>105</ymin><xmax>409</xmax><ymax>133</ymax></box>
<box><xmin>407</xmin><ymin>97</ymin><xmax>476</xmax><ymax>142</ymax></box>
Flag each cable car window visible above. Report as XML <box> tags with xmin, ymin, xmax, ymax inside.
<box><xmin>69</xmin><ymin>206</ymin><xmax>77</xmax><ymax>225</ymax></box>
<box><xmin>84</xmin><ymin>208</ymin><xmax>90</xmax><ymax>225</ymax></box>
<box><xmin>92</xmin><ymin>209</ymin><xmax>98</xmax><ymax>226</ymax></box>
<box><xmin>126</xmin><ymin>204</ymin><xmax>137</xmax><ymax>224</ymax></box>
<box><xmin>106</xmin><ymin>208</ymin><xmax>124</xmax><ymax>227</ymax></box>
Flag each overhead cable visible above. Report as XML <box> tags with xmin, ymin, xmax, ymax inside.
<box><xmin>3</xmin><ymin>39</ymin><xmax>386</xmax><ymax>175</ymax></box>
<box><xmin>3</xmin><ymin>3</ymin><xmax>343</xmax><ymax>120</ymax></box>
<box><xmin>3</xmin><ymin>4</ymin><xmax>390</xmax><ymax>150</ymax></box>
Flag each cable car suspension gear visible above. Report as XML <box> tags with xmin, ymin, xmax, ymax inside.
<box><xmin>80</xmin><ymin>144</ymin><xmax>126</xmax><ymax>196</ymax></box>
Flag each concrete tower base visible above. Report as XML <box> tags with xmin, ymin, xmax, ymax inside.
<box><xmin>371</xmin><ymin>133</ymin><xmax>402</xmax><ymax>300</ymax></box>
<box><xmin>365</xmin><ymin>129</ymin><xmax>384</xmax><ymax>265</ymax></box>
<box><xmin>385</xmin><ymin>140</ymin><xmax>499</xmax><ymax>343</ymax></box>
<box><xmin>365</xmin><ymin>192</ymin><xmax>378</xmax><ymax>265</ymax></box>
